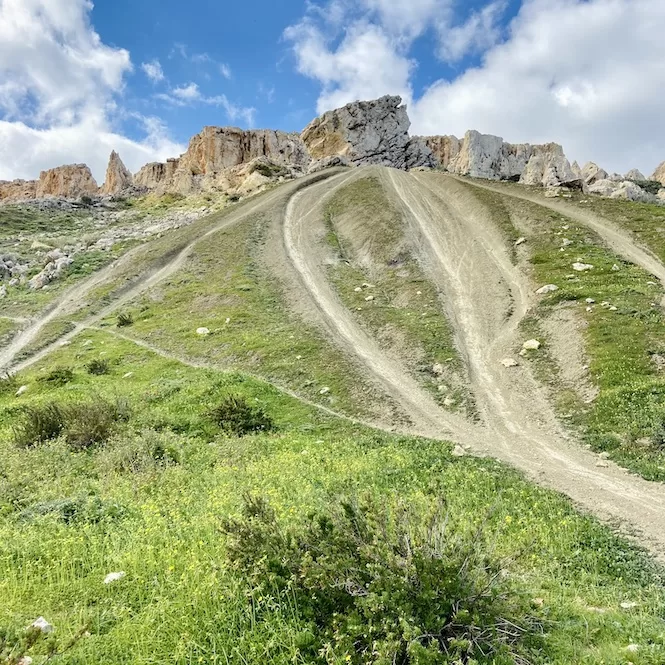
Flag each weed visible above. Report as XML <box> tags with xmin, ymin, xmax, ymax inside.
<box><xmin>13</xmin><ymin>403</ymin><xmax>66</xmax><ymax>448</ymax></box>
<box><xmin>116</xmin><ymin>312</ymin><xmax>134</xmax><ymax>328</ymax></box>
<box><xmin>99</xmin><ymin>429</ymin><xmax>184</xmax><ymax>473</ymax></box>
<box><xmin>223</xmin><ymin>494</ymin><xmax>540</xmax><ymax>665</ymax></box>
<box><xmin>0</xmin><ymin>372</ymin><xmax>17</xmax><ymax>396</ymax></box>
<box><xmin>38</xmin><ymin>366</ymin><xmax>74</xmax><ymax>387</ymax></box>
<box><xmin>86</xmin><ymin>358</ymin><xmax>111</xmax><ymax>376</ymax></box>
<box><xmin>210</xmin><ymin>394</ymin><xmax>274</xmax><ymax>436</ymax></box>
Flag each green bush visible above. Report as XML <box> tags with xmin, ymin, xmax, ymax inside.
<box><xmin>86</xmin><ymin>358</ymin><xmax>111</xmax><ymax>376</ymax></box>
<box><xmin>116</xmin><ymin>312</ymin><xmax>134</xmax><ymax>328</ymax></box>
<box><xmin>99</xmin><ymin>429</ymin><xmax>183</xmax><ymax>473</ymax></box>
<box><xmin>631</xmin><ymin>179</ymin><xmax>663</xmax><ymax>196</ymax></box>
<box><xmin>222</xmin><ymin>495</ymin><xmax>540</xmax><ymax>665</ymax></box>
<box><xmin>0</xmin><ymin>372</ymin><xmax>17</xmax><ymax>395</ymax></box>
<box><xmin>13</xmin><ymin>398</ymin><xmax>131</xmax><ymax>450</ymax></box>
<box><xmin>210</xmin><ymin>394</ymin><xmax>274</xmax><ymax>436</ymax></box>
<box><xmin>38</xmin><ymin>366</ymin><xmax>74</xmax><ymax>387</ymax></box>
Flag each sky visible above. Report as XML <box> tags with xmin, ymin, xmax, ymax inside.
<box><xmin>1</xmin><ymin>0</ymin><xmax>664</xmax><ymax>183</ymax></box>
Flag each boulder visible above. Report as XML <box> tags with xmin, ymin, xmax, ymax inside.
<box><xmin>658</xmin><ymin>189</ymin><xmax>665</xmax><ymax>203</ymax></box>
<box><xmin>301</xmin><ymin>95</ymin><xmax>436</xmax><ymax>169</ymax></box>
<box><xmin>652</xmin><ymin>161</ymin><xmax>665</xmax><ymax>186</ymax></box>
<box><xmin>581</xmin><ymin>162</ymin><xmax>608</xmax><ymax>185</ymax></box>
<box><xmin>101</xmin><ymin>151</ymin><xmax>133</xmax><ymax>195</ymax></box>
<box><xmin>588</xmin><ymin>179</ymin><xmax>620</xmax><ymax>197</ymax></box>
<box><xmin>308</xmin><ymin>155</ymin><xmax>352</xmax><ymax>173</ymax></box>
<box><xmin>609</xmin><ymin>181</ymin><xmax>654</xmax><ymax>203</ymax></box>
<box><xmin>608</xmin><ymin>173</ymin><xmax>624</xmax><ymax>182</ymax></box>
<box><xmin>520</xmin><ymin>143</ymin><xmax>582</xmax><ymax>189</ymax></box>
<box><xmin>36</xmin><ymin>164</ymin><xmax>98</xmax><ymax>199</ymax></box>
<box><xmin>571</xmin><ymin>161</ymin><xmax>583</xmax><ymax>180</ymax></box>
<box><xmin>625</xmin><ymin>168</ymin><xmax>646</xmax><ymax>181</ymax></box>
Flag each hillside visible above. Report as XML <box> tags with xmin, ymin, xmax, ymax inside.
<box><xmin>3</xmin><ymin>98</ymin><xmax>665</xmax><ymax>664</ymax></box>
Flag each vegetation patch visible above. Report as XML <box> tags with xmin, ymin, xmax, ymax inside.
<box><xmin>210</xmin><ymin>394</ymin><xmax>274</xmax><ymax>436</ymax></box>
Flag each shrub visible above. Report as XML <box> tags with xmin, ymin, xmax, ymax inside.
<box><xmin>210</xmin><ymin>394</ymin><xmax>274</xmax><ymax>436</ymax></box>
<box><xmin>63</xmin><ymin>398</ymin><xmax>131</xmax><ymax>451</ymax></box>
<box><xmin>99</xmin><ymin>429</ymin><xmax>184</xmax><ymax>473</ymax></box>
<box><xmin>13</xmin><ymin>402</ymin><xmax>66</xmax><ymax>448</ymax></box>
<box><xmin>38</xmin><ymin>366</ymin><xmax>74</xmax><ymax>387</ymax></box>
<box><xmin>19</xmin><ymin>495</ymin><xmax>127</xmax><ymax>524</ymax></box>
<box><xmin>13</xmin><ymin>398</ymin><xmax>131</xmax><ymax>450</ymax></box>
<box><xmin>222</xmin><ymin>495</ymin><xmax>540</xmax><ymax>665</ymax></box>
<box><xmin>631</xmin><ymin>179</ymin><xmax>663</xmax><ymax>196</ymax></box>
<box><xmin>86</xmin><ymin>358</ymin><xmax>111</xmax><ymax>376</ymax></box>
<box><xmin>116</xmin><ymin>312</ymin><xmax>134</xmax><ymax>328</ymax></box>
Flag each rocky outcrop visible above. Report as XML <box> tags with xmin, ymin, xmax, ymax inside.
<box><xmin>36</xmin><ymin>164</ymin><xmax>98</xmax><ymax>199</ymax></box>
<box><xmin>134</xmin><ymin>158</ymin><xmax>180</xmax><ymax>191</ymax></box>
<box><xmin>301</xmin><ymin>95</ymin><xmax>436</xmax><ymax>170</ymax></box>
<box><xmin>652</xmin><ymin>162</ymin><xmax>665</xmax><ymax>186</ymax></box>
<box><xmin>581</xmin><ymin>162</ymin><xmax>608</xmax><ymax>185</ymax></box>
<box><xmin>589</xmin><ymin>178</ymin><xmax>661</xmax><ymax>204</ymax></box>
<box><xmin>0</xmin><ymin>179</ymin><xmax>38</xmax><ymax>202</ymax></box>
<box><xmin>101</xmin><ymin>151</ymin><xmax>133</xmax><ymax>195</ymax></box>
<box><xmin>625</xmin><ymin>168</ymin><xmax>646</xmax><ymax>181</ymax></box>
<box><xmin>421</xmin><ymin>135</ymin><xmax>461</xmax><ymax>170</ymax></box>
<box><xmin>438</xmin><ymin>130</ymin><xmax>580</xmax><ymax>188</ymax></box>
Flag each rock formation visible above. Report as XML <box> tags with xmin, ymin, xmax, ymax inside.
<box><xmin>36</xmin><ymin>164</ymin><xmax>98</xmax><ymax>199</ymax></box>
<box><xmin>134</xmin><ymin>159</ymin><xmax>180</xmax><ymax>191</ymax></box>
<box><xmin>625</xmin><ymin>168</ymin><xmax>646</xmax><ymax>181</ymax></box>
<box><xmin>653</xmin><ymin>161</ymin><xmax>665</xmax><ymax>186</ymax></box>
<box><xmin>0</xmin><ymin>179</ymin><xmax>38</xmax><ymax>202</ymax></box>
<box><xmin>422</xmin><ymin>136</ymin><xmax>461</xmax><ymax>170</ymax></box>
<box><xmin>101</xmin><ymin>151</ymin><xmax>133</xmax><ymax>195</ymax></box>
<box><xmin>301</xmin><ymin>95</ymin><xmax>436</xmax><ymax>170</ymax></box>
<box><xmin>520</xmin><ymin>143</ymin><xmax>582</xmax><ymax>189</ymax></box>
<box><xmin>581</xmin><ymin>162</ymin><xmax>608</xmax><ymax>185</ymax></box>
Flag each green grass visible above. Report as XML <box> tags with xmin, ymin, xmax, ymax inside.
<box><xmin>0</xmin><ymin>331</ymin><xmax>664</xmax><ymax>663</ymax></box>
<box><xmin>323</xmin><ymin>177</ymin><xmax>472</xmax><ymax>414</ymax></box>
<box><xmin>466</xmin><ymin>182</ymin><xmax>665</xmax><ymax>480</ymax></box>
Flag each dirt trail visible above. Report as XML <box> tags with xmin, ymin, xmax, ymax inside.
<box><xmin>283</xmin><ymin>170</ymin><xmax>478</xmax><ymax>443</ymax></box>
<box><xmin>385</xmin><ymin>170</ymin><xmax>665</xmax><ymax>554</ymax></box>
<box><xmin>456</xmin><ymin>176</ymin><xmax>665</xmax><ymax>287</ymax></box>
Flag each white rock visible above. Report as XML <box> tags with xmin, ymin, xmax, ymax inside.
<box><xmin>522</xmin><ymin>339</ymin><xmax>541</xmax><ymax>351</ymax></box>
<box><xmin>610</xmin><ymin>181</ymin><xmax>654</xmax><ymax>203</ymax></box>
<box><xmin>16</xmin><ymin>385</ymin><xmax>28</xmax><ymax>397</ymax></box>
<box><xmin>625</xmin><ymin>644</ymin><xmax>639</xmax><ymax>653</ymax></box>
<box><xmin>620</xmin><ymin>601</ymin><xmax>638</xmax><ymax>609</ymax></box>
<box><xmin>452</xmin><ymin>445</ymin><xmax>466</xmax><ymax>457</ymax></box>
<box><xmin>609</xmin><ymin>306</ymin><xmax>618</xmax><ymax>311</ymax></box>
<box><xmin>586</xmin><ymin>298</ymin><xmax>596</xmax><ymax>304</ymax></box>
<box><xmin>515</xmin><ymin>237</ymin><xmax>527</xmax><ymax>246</ymax></box>
<box><xmin>443</xmin><ymin>397</ymin><xmax>456</xmax><ymax>407</ymax></box>
<box><xmin>104</xmin><ymin>571</ymin><xmax>126</xmax><ymax>585</ymax></box>
<box><xmin>562</xmin><ymin>238</ymin><xmax>573</xmax><ymax>247</ymax></box>
<box><xmin>536</xmin><ymin>284</ymin><xmax>558</xmax><ymax>295</ymax></box>
<box><xmin>364</xmin><ymin>295</ymin><xmax>375</xmax><ymax>302</ymax></box>
<box><xmin>123</xmin><ymin>372</ymin><xmax>134</xmax><ymax>379</ymax></box>
<box><xmin>573</xmin><ymin>262</ymin><xmax>594</xmax><ymax>272</ymax></box>
<box><xmin>196</xmin><ymin>327</ymin><xmax>211</xmax><ymax>336</ymax></box>
<box><xmin>29</xmin><ymin>617</ymin><xmax>54</xmax><ymax>633</ymax></box>
<box><xmin>18</xmin><ymin>657</ymin><xmax>33</xmax><ymax>665</ymax></box>
<box><xmin>354</xmin><ymin>287</ymin><xmax>362</xmax><ymax>293</ymax></box>
<box><xmin>581</xmin><ymin>162</ymin><xmax>608</xmax><ymax>185</ymax></box>
<box><xmin>0</xmin><ymin>285</ymin><xmax>6</xmax><ymax>298</ymax></box>
<box><xmin>625</xmin><ymin>168</ymin><xmax>646</xmax><ymax>181</ymax></box>
<box><xmin>319</xmin><ymin>387</ymin><xmax>330</xmax><ymax>395</ymax></box>
<box><xmin>501</xmin><ymin>358</ymin><xmax>519</xmax><ymax>368</ymax></box>
<box><xmin>588</xmin><ymin>179</ymin><xmax>620</xmax><ymax>197</ymax></box>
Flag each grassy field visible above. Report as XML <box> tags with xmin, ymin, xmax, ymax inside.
<box><xmin>323</xmin><ymin>177</ymin><xmax>473</xmax><ymax>415</ymax></box>
<box><xmin>0</xmin><ymin>331</ymin><xmax>664</xmax><ymax>664</ymax></box>
<box><xmin>464</xmin><ymin>182</ymin><xmax>665</xmax><ymax>481</ymax></box>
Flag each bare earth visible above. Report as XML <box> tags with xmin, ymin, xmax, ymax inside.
<box><xmin>4</xmin><ymin>168</ymin><xmax>665</xmax><ymax>557</ymax></box>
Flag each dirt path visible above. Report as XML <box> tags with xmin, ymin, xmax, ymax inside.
<box><xmin>283</xmin><ymin>170</ymin><xmax>478</xmax><ymax>443</ymax></box>
<box><xmin>385</xmin><ymin>170</ymin><xmax>665</xmax><ymax>555</ymax></box>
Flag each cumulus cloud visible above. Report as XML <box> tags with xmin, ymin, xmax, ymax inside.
<box><xmin>412</xmin><ymin>0</ymin><xmax>665</xmax><ymax>173</ymax></box>
<box><xmin>0</xmin><ymin>0</ymin><xmax>182</xmax><ymax>181</ymax></box>
<box><xmin>287</xmin><ymin>0</ymin><xmax>665</xmax><ymax>174</ymax></box>
<box><xmin>142</xmin><ymin>59</ymin><xmax>165</xmax><ymax>83</ymax></box>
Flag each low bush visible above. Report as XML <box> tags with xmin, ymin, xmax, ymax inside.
<box><xmin>86</xmin><ymin>358</ymin><xmax>111</xmax><ymax>376</ymax></box>
<box><xmin>631</xmin><ymin>179</ymin><xmax>663</xmax><ymax>196</ymax></box>
<box><xmin>19</xmin><ymin>495</ymin><xmax>127</xmax><ymax>525</ymax></box>
<box><xmin>99</xmin><ymin>429</ymin><xmax>184</xmax><ymax>473</ymax></box>
<box><xmin>210</xmin><ymin>394</ymin><xmax>274</xmax><ymax>436</ymax></box>
<box><xmin>38</xmin><ymin>366</ymin><xmax>74</xmax><ymax>387</ymax></box>
<box><xmin>13</xmin><ymin>398</ymin><xmax>131</xmax><ymax>450</ymax></box>
<box><xmin>116</xmin><ymin>312</ymin><xmax>134</xmax><ymax>328</ymax></box>
<box><xmin>0</xmin><ymin>372</ymin><xmax>17</xmax><ymax>395</ymax></box>
<box><xmin>222</xmin><ymin>495</ymin><xmax>540</xmax><ymax>665</ymax></box>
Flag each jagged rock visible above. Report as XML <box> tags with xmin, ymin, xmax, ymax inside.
<box><xmin>28</xmin><ymin>255</ymin><xmax>73</xmax><ymax>289</ymax></box>
<box><xmin>588</xmin><ymin>179</ymin><xmax>620</xmax><ymax>197</ymax></box>
<box><xmin>608</xmin><ymin>173</ymin><xmax>624</xmax><ymax>182</ymax></box>
<box><xmin>571</xmin><ymin>161</ymin><xmax>583</xmax><ymax>179</ymax></box>
<box><xmin>521</xmin><ymin>144</ymin><xmax>582</xmax><ymax>189</ymax></box>
<box><xmin>625</xmin><ymin>168</ymin><xmax>646</xmax><ymax>181</ymax></box>
<box><xmin>0</xmin><ymin>179</ymin><xmax>38</xmax><ymax>202</ymax></box>
<box><xmin>301</xmin><ymin>95</ymin><xmax>435</xmax><ymax>169</ymax></box>
<box><xmin>101</xmin><ymin>151</ymin><xmax>133</xmax><ymax>195</ymax></box>
<box><xmin>422</xmin><ymin>135</ymin><xmax>461</xmax><ymax>170</ymax></box>
<box><xmin>581</xmin><ymin>162</ymin><xmax>608</xmax><ymax>185</ymax></box>
<box><xmin>652</xmin><ymin>161</ymin><xmax>665</xmax><ymax>186</ymax></box>
<box><xmin>134</xmin><ymin>158</ymin><xmax>180</xmax><ymax>191</ymax></box>
<box><xmin>609</xmin><ymin>181</ymin><xmax>654</xmax><ymax>203</ymax></box>
<box><xmin>36</xmin><ymin>164</ymin><xmax>98</xmax><ymax>199</ymax></box>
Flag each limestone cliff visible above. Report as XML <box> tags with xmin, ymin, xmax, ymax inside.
<box><xmin>653</xmin><ymin>161</ymin><xmax>665</xmax><ymax>186</ymax></box>
<box><xmin>101</xmin><ymin>151</ymin><xmax>133</xmax><ymax>195</ymax></box>
<box><xmin>36</xmin><ymin>164</ymin><xmax>98</xmax><ymax>199</ymax></box>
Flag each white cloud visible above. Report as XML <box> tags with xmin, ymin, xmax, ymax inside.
<box><xmin>220</xmin><ymin>63</ymin><xmax>232</xmax><ymax>80</ymax></box>
<box><xmin>412</xmin><ymin>0</ymin><xmax>665</xmax><ymax>174</ymax></box>
<box><xmin>156</xmin><ymin>83</ymin><xmax>256</xmax><ymax>125</ymax></box>
<box><xmin>141</xmin><ymin>59</ymin><xmax>165</xmax><ymax>83</ymax></box>
<box><xmin>0</xmin><ymin>0</ymin><xmax>182</xmax><ymax>182</ymax></box>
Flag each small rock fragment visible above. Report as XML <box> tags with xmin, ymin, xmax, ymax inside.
<box><xmin>196</xmin><ymin>327</ymin><xmax>211</xmax><ymax>336</ymax></box>
<box><xmin>625</xmin><ymin>644</ymin><xmax>639</xmax><ymax>653</ymax></box>
<box><xmin>501</xmin><ymin>358</ymin><xmax>519</xmax><ymax>368</ymax></box>
<box><xmin>104</xmin><ymin>571</ymin><xmax>126</xmax><ymax>585</ymax></box>
<box><xmin>354</xmin><ymin>287</ymin><xmax>363</xmax><ymax>293</ymax></box>
<box><xmin>452</xmin><ymin>445</ymin><xmax>466</xmax><ymax>457</ymax></box>
<box><xmin>573</xmin><ymin>262</ymin><xmax>594</xmax><ymax>272</ymax></box>
<box><xmin>536</xmin><ymin>284</ymin><xmax>558</xmax><ymax>295</ymax></box>
<box><xmin>620</xmin><ymin>601</ymin><xmax>638</xmax><ymax>609</ymax></box>
<box><xmin>522</xmin><ymin>339</ymin><xmax>541</xmax><ymax>351</ymax></box>
<box><xmin>15</xmin><ymin>385</ymin><xmax>28</xmax><ymax>397</ymax></box>
<box><xmin>364</xmin><ymin>295</ymin><xmax>375</xmax><ymax>302</ymax></box>
<box><xmin>29</xmin><ymin>617</ymin><xmax>54</xmax><ymax>634</ymax></box>
<box><xmin>515</xmin><ymin>237</ymin><xmax>527</xmax><ymax>246</ymax></box>
<box><xmin>123</xmin><ymin>372</ymin><xmax>134</xmax><ymax>379</ymax></box>
<box><xmin>609</xmin><ymin>306</ymin><xmax>618</xmax><ymax>312</ymax></box>
<box><xmin>612</xmin><ymin>264</ymin><xmax>621</xmax><ymax>272</ymax></box>
<box><xmin>319</xmin><ymin>387</ymin><xmax>330</xmax><ymax>395</ymax></box>
<box><xmin>585</xmin><ymin>298</ymin><xmax>596</xmax><ymax>304</ymax></box>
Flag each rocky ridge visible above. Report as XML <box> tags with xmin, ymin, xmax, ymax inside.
<box><xmin>1</xmin><ymin>95</ymin><xmax>663</xmax><ymax>205</ymax></box>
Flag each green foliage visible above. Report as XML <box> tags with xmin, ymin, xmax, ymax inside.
<box><xmin>0</xmin><ymin>373</ymin><xmax>17</xmax><ymax>396</ymax></box>
<box><xmin>98</xmin><ymin>429</ymin><xmax>184</xmax><ymax>473</ymax></box>
<box><xmin>210</xmin><ymin>394</ymin><xmax>274</xmax><ymax>436</ymax></box>
<box><xmin>630</xmin><ymin>179</ymin><xmax>663</xmax><ymax>196</ymax></box>
<box><xmin>250</xmin><ymin>161</ymin><xmax>287</xmax><ymax>178</ymax></box>
<box><xmin>38</xmin><ymin>366</ymin><xmax>74</xmax><ymax>387</ymax></box>
<box><xmin>13</xmin><ymin>398</ymin><xmax>130</xmax><ymax>450</ymax></box>
<box><xmin>116</xmin><ymin>312</ymin><xmax>134</xmax><ymax>328</ymax></box>
<box><xmin>19</xmin><ymin>495</ymin><xmax>127</xmax><ymax>525</ymax></box>
<box><xmin>223</xmin><ymin>494</ymin><xmax>539</xmax><ymax>665</ymax></box>
<box><xmin>86</xmin><ymin>358</ymin><xmax>111</xmax><ymax>376</ymax></box>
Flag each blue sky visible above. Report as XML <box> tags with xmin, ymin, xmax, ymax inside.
<box><xmin>1</xmin><ymin>0</ymin><xmax>664</xmax><ymax>182</ymax></box>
